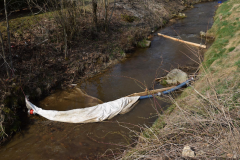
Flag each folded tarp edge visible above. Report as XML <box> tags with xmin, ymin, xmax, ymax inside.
<box><xmin>25</xmin><ymin>96</ymin><xmax>140</xmax><ymax>123</ymax></box>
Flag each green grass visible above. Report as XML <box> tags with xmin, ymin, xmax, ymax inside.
<box><xmin>216</xmin><ymin>2</ymin><xmax>231</xmax><ymax>16</ymax></box>
<box><xmin>0</xmin><ymin>13</ymin><xmax>43</xmax><ymax>39</ymax></box>
<box><xmin>204</xmin><ymin>47</ymin><xmax>227</xmax><ymax>68</ymax></box>
<box><xmin>204</xmin><ymin>1</ymin><xmax>240</xmax><ymax>68</ymax></box>
<box><xmin>216</xmin><ymin>82</ymin><xmax>228</xmax><ymax>94</ymax></box>
<box><xmin>142</xmin><ymin>116</ymin><xmax>166</xmax><ymax>139</ymax></box>
<box><xmin>217</xmin><ymin>24</ymin><xmax>235</xmax><ymax>38</ymax></box>
<box><xmin>165</xmin><ymin>105</ymin><xmax>175</xmax><ymax>115</ymax></box>
<box><xmin>235</xmin><ymin>60</ymin><xmax>240</xmax><ymax>68</ymax></box>
<box><xmin>228</xmin><ymin>47</ymin><xmax>236</xmax><ymax>52</ymax></box>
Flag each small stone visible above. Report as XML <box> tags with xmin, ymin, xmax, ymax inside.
<box><xmin>144</xmin><ymin>40</ymin><xmax>151</xmax><ymax>47</ymax></box>
<box><xmin>182</xmin><ymin>145</ymin><xmax>195</xmax><ymax>157</ymax></box>
<box><xmin>165</xmin><ymin>69</ymin><xmax>188</xmax><ymax>85</ymax></box>
<box><xmin>178</xmin><ymin>13</ymin><xmax>186</xmax><ymax>18</ymax></box>
<box><xmin>200</xmin><ymin>31</ymin><xmax>206</xmax><ymax>37</ymax></box>
<box><xmin>138</xmin><ymin>40</ymin><xmax>151</xmax><ymax>48</ymax></box>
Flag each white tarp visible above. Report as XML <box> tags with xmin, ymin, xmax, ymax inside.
<box><xmin>25</xmin><ymin>96</ymin><xmax>140</xmax><ymax>123</ymax></box>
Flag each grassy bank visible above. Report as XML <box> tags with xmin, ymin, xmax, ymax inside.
<box><xmin>122</xmin><ymin>0</ymin><xmax>240</xmax><ymax>159</ymax></box>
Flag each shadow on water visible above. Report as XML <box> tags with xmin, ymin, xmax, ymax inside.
<box><xmin>0</xmin><ymin>1</ymin><xmax>219</xmax><ymax>159</ymax></box>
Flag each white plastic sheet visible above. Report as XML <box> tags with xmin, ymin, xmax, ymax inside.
<box><xmin>25</xmin><ymin>96</ymin><xmax>140</xmax><ymax>123</ymax></box>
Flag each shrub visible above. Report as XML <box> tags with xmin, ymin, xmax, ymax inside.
<box><xmin>121</xmin><ymin>14</ymin><xmax>137</xmax><ymax>22</ymax></box>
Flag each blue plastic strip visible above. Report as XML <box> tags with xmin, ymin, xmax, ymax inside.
<box><xmin>162</xmin><ymin>79</ymin><xmax>191</xmax><ymax>95</ymax></box>
<box><xmin>139</xmin><ymin>95</ymin><xmax>153</xmax><ymax>100</ymax></box>
<box><xmin>139</xmin><ymin>79</ymin><xmax>191</xmax><ymax>100</ymax></box>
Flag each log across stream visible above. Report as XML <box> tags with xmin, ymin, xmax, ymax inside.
<box><xmin>0</xmin><ymin>1</ymin><xmax>218</xmax><ymax>159</ymax></box>
<box><xmin>158</xmin><ymin>33</ymin><xmax>207</xmax><ymax>48</ymax></box>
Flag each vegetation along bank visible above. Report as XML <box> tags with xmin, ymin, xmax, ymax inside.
<box><xmin>0</xmin><ymin>0</ymin><xmax>220</xmax><ymax>145</ymax></box>
<box><xmin>122</xmin><ymin>0</ymin><xmax>240</xmax><ymax>159</ymax></box>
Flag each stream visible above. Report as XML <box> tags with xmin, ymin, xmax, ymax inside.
<box><xmin>0</xmin><ymin>1</ymin><xmax>219</xmax><ymax>159</ymax></box>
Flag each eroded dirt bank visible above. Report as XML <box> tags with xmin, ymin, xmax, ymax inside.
<box><xmin>0</xmin><ymin>0</ymin><xmax>216</xmax><ymax>144</ymax></box>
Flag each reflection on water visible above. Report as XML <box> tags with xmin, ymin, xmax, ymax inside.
<box><xmin>38</xmin><ymin>88</ymin><xmax>103</xmax><ymax>111</ymax></box>
<box><xmin>0</xmin><ymin>1</ymin><xmax>218</xmax><ymax>159</ymax></box>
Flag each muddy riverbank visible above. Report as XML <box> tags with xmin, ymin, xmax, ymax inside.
<box><xmin>0</xmin><ymin>1</ymin><xmax>220</xmax><ymax>159</ymax></box>
<box><xmin>0</xmin><ymin>0</ymin><xmax>216</xmax><ymax>143</ymax></box>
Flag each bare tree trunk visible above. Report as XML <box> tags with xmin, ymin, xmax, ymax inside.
<box><xmin>61</xmin><ymin>0</ymin><xmax>67</xmax><ymax>59</ymax></box>
<box><xmin>104</xmin><ymin>0</ymin><xmax>108</xmax><ymax>31</ymax></box>
<box><xmin>4</xmin><ymin>0</ymin><xmax>12</xmax><ymax>70</ymax></box>
<box><xmin>83</xmin><ymin>0</ymin><xmax>86</xmax><ymax>15</ymax></box>
<box><xmin>63</xmin><ymin>26</ymin><xmax>67</xmax><ymax>59</ymax></box>
<box><xmin>92</xmin><ymin>0</ymin><xmax>98</xmax><ymax>30</ymax></box>
<box><xmin>0</xmin><ymin>31</ymin><xmax>9</xmax><ymax>77</ymax></box>
<box><xmin>108</xmin><ymin>0</ymin><xmax>116</xmax><ymax>26</ymax></box>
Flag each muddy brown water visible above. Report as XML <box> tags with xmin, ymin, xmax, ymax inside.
<box><xmin>0</xmin><ymin>2</ymin><xmax>220</xmax><ymax>159</ymax></box>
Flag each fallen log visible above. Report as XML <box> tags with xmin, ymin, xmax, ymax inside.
<box><xmin>127</xmin><ymin>86</ymin><xmax>176</xmax><ymax>97</ymax></box>
<box><xmin>158</xmin><ymin>33</ymin><xmax>207</xmax><ymax>49</ymax></box>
